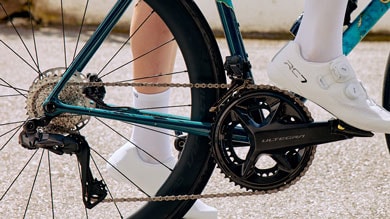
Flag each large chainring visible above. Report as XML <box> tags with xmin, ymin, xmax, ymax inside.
<box><xmin>26</xmin><ymin>68</ymin><xmax>94</xmax><ymax>133</ymax></box>
<box><xmin>211</xmin><ymin>85</ymin><xmax>317</xmax><ymax>192</ymax></box>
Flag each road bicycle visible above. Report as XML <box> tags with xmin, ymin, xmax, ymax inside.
<box><xmin>0</xmin><ymin>0</ymin><xmax>388</xmax><ymax>218</ymax></box>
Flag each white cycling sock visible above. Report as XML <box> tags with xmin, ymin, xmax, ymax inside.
<box><xmin>295</xmin><ymin>0</ymin><xmax>348</xmax><ymax>62</ymax></box>
<box><xmin>131</xmin><ymin>88</ymin><xmax>174</xmax><ymax>164</ymax></box>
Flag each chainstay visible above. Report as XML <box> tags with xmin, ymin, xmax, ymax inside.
<box><xmin>36</xmin><ymin>80</ymin><xmax>315</xmax><ymax>203</ymax></box>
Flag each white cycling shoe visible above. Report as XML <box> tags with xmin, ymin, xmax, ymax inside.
<box><xmin>268</xmin><ymin>41</ymin><xmax>390</xmax><ymax>133</ymax></box>
<box><xmin>107</xmin><ymin>142</ymin><xmax>218</xmax><ymax>219</ymax></box>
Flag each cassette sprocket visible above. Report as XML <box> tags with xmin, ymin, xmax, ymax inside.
<box><xmin>26</xmin><ymin>68</ymin><xmax>94</xmax><ymax>133</ymax></box>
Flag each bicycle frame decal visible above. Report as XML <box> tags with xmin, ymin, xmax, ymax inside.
<box><xmin>343</xmin><ymin>0</ymin><xmax>389</xmax><ymax>55</ymax></box>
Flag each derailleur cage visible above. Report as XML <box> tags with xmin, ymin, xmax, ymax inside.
<box><xmin>19</xmin><ymin>118</ymin><xmax>107</xmax><ymax>209</ymax></box>
<box><xmin>224</xmin><ymin>55</ymin><xmax>252</xmax><ymax>80</ymax></box>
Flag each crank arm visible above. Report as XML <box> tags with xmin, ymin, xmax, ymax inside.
<box><xmin>250</xmin><ymin>119</ymin><xmax>374</xmax><ymax>152</ymax></box>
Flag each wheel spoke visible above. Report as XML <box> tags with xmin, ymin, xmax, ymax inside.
<box><xmin>47</xmin><ymin>151</ymin><xmax>55</xmax><ymax>218</ymax></box>
<box><xmin>27</xmin><ymin>0</ymin><xmax>41</xmax><ymax>73</ymax></box>
<box><xmin>0</xmin><ymin>123</ymin><xmax>24</xmax><ymax>151</ymax></box>
<box><xmin>97</xmin><ymin>36</ymin><xmax>131</xmax><ymax>77</ymax></box>
<box><xmin>0</xmin><ymin>93</ymin><xmax>26</xmax><ymax>98</ymax></box>
<box><xmin>76</xmin><ymin>163</ymin><xmax>89</xmax><ymax>218</ymax></box>
<box><xmin>73</xmin><ymin>0</ymin><xmax>90</xmax><ymax>61</ymax></box>
<box><xmin>90</xmin><ymin>154</ymin><xmax>123</xmax><ymax>218</ymax></box>
<box><xmin>97</xmin><ymin>9</ymin><xmax>176</xmax><ymax>79</ymax></box>
<box><xmin>100</xmin><ymin>38</ymin><xmax>176</xmax><ymax>79</ymax></box>
<box><xmin>0</xmin><ymin>40</ymin><xmax>39</xmax><ymax>73</ymax></box>
<box><xmin>0</xmin><ymin>149</ymin><xmax>39</xmax><ymax>201</ymax></box>
<box><xmin>60</xmin><ymin>0</ymin><xmax>67</xmax><ymax>68</ymax></box>
<box><xmin>0</xmin><ymin>3</ymin><xmax>40</xmax><ymax>73</ymax></box>
<box><xmin>23</xmin><ymin>149</ymin><xmax>45</xmax><ymax>217</ymax></box>
<box><xmin>0</xmin><ymin>78</ymin><xmax>29</xmax><ymax>98</ymax></box>
<box><xmin>98</xmin><ymin>9</ymin><xmax>154</xmax><ymax>79</ymax></box>
<box><xmin>95</xmin><ymin>117</ymin><xmax>174</xmax><ymax>170</ymax></box>
<box><xmin>0</xmin><ymin>121</ymin><xmax>25</xmax><ymax>127</ymax></box>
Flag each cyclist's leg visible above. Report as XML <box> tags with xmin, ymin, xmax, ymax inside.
<box><xmin>294</xmin><ymin>0</ymin><xmax>347</xmax><ymax>62</ymax></box>
<box><xmin>107</xmin><ymin>1</ymin><xmax>217</xmax><ymax>217</ymax></box>
<box><xmin>129</xmin><ymin>0</ymin><xmax>176</xmax><ymax>164</ymax></box>
<box><xmin>268</xmin><ymin>0</ymin><xmax>390</xmax><ymax>133</ymax></box>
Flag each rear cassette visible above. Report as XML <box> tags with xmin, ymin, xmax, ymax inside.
<box><xmin>26</xmin><ymin>68</ymin><xmax>94</xmax><ymax>133</ymax></box>
<box><xmin>211</xmin><ymin>85</ymin><xmax>316</xmax><ymax>192</ymax></box>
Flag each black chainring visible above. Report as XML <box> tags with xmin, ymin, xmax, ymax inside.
<box><xmin>211</xmin><ymin>86</ymin><xmax>316</xmax><ymax>192</ymax></box>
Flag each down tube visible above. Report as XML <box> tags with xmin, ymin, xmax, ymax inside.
<box><xmin>343</xmin><ymin>0</ymin><xmax>389</xmax><ymax>55</ymax></box>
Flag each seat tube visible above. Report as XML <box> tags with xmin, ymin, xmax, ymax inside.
<box><xmin>216</xmin><ymin>0</ymin><xmax>253</xmax><ymax>79</ymax></box>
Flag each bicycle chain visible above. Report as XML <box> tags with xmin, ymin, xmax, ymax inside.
<box><xmin>31</xmin><ymin>79</ymin><xmax>312</xmax><ymax>203</ymax></box>
<box><xmin>102</xmin><ymin>190</ymin><xmax>269</xmax><ymax>203</ymax></box>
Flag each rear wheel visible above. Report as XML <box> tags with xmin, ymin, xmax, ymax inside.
<box><xmin>0</xmin><ymin>0</ymin><xmax>225</xmax><ymax>218</ymax></box>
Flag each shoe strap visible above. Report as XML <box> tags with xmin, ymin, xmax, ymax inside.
<box><xmin>330</xmin><ymin>58</ymin><xmax>355</xmax><ymax>83</ymax></box>
<box><xmin>317</xmin><ymin>57</ymin><xmax>355</xmax><ymax>89</ymax></box>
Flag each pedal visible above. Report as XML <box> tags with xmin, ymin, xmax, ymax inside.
<box><xmin>332</xmin><ymin>119</ymin><xmax>374</xmax><ymax>138</ymax></box>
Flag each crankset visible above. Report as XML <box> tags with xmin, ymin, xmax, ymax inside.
<box><xmin>211</xmin><ymin>85</ymin><xmax>373</xmax><ymax>192</ymax></box>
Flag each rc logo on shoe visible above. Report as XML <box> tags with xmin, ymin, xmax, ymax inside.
<box><xmin>284</xmin><ymin>60</ymin><xmax>307</xmax><ymax>83</ymax></box>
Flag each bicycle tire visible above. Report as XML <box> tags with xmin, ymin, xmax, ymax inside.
<box><xmin>131</xmin><ymin>0</ymin><xmax>226</xmax><ymax>218</ymax></box>
<box><xmin>382</xmin><ymin>51</ymin><xmax>390</xmax><ymax>153</ymax></box>
<box><xmin>0</xmin><ymin>0</ymin><xmax>225</xmax><ymax>218</ymax></box>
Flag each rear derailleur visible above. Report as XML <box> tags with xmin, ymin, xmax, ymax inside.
<box><xmin>19</xmin><ymin>117</ymin><xmax>107</xmax><ymax>209</ymax></box>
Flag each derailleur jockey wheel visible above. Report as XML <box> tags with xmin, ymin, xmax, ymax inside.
<box><xmin>211</xmin><ymin>86</ymin><xmax>317</xmax><ymax>192</ymax></box>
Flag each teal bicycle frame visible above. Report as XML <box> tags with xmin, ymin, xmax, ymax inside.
<box><xmin>42</xmin><ymin>0</ymin><xmax>389</xmax><ymax>138</ymax></box>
